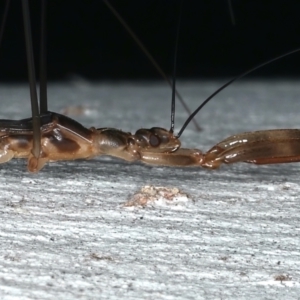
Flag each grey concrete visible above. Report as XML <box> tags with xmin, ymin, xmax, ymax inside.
<box><xmin>0</xmin><ymin>80</ymin><xmax>299</xmax><ymax>299</ymax></box>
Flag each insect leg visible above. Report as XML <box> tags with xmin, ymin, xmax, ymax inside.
<box><xmin>39</xmin><ymin>0</ymin><xmax>48</xmax><ymax>114</ymax></box>
<box><xmin>201</xmin><ymin>129</ymin><xmax>300</xmax><ymax>169</ymax></box>
<box><xmin>0</xmin><ymin>0</ymin><xmax>10</xmax><ymax>47</ymax></box>
<box><xmin>22</xmin><ymin>0</ymin><xmax>41</xmax><ymax>171</ymax></box>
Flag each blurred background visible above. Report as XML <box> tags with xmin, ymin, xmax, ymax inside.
<box><xmin>1</xmin><ymin>0</ymin><xmax>300</xmax><ymax>81</ymax></box>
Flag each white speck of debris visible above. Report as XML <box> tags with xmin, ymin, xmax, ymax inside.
<box><xmin>124</xmin><ymin>185</ymin><xmax>190</xmax><ymax>208</ymax></box>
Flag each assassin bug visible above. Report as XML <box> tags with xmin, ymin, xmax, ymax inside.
<box><xmin>0</xmin><ymin>1</ymin><xmax>299</xmax><ymax>172</ymax></box>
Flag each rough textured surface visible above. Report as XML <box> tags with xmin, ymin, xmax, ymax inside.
<box><xmin>0</xmin><ymin>80</ymin><xmax>299</xmax><ymax>299</ymax></box>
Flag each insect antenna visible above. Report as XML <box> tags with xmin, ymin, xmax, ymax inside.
<box><xmin>227</xmin><ymin>0</ymin><xmax>236</xmax><ymax>26</ymax></box>
<box><xmin>176</xmin><ymin>47</ymin><xmax>300</xmax><ymax>138</ymax></box>
<box><xmin>22</xmin><ymin>0</ymin><xmax>41</xmax><ymax>159</ymax></box>
<box><xmin>102</xmin><ymin>0</ymin><xmax>201</xmax><ymax>131</ymax></box>
<box><xmin>170</xmin><ymin>0</ymin><xmax>183</xmax><ymax>134</ymax></box>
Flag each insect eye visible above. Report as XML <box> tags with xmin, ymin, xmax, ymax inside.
<box><xmin>128</xmin><ymin>137</ymin><xmax>135</xmax><ymax>146</ymax></box>
<box><xmin>149</xmin><ymin>134</ymin><xmax>160</xmax><ymax>147</ymax></box>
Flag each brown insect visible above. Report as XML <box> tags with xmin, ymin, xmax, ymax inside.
<box><xmin>1</xmin><ymin>1</ymin><xmax>300</xmax><ymax>173</ymax></box>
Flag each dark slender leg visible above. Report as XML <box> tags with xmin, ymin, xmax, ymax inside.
<box><xmin>39</xmin><ymin>0</ymin><xmax>48</xmax><ymax>113</ymax></box>
<box><xmin>22</xmin><ymin>0</ymin><xmax>41</xmax><ymax>159</ymax></box>
<box><xmin>0</xmin><ymin>0</ymin><xmax>11</xmax><ymax>49</ymax></box>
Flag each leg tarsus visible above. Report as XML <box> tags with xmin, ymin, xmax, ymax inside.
<box><xmin>27</xmin><ymin>155</ymin><xmax>48</xmax><ymax>172</ymax></box>
<box><xmin>200</xmin><ymin>146</ymin><xmax>224</xmax><ymax>169</ymax></box>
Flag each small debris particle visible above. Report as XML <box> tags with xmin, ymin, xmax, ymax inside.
<box><xmin>274</xmin><ymin>274</ymin><xmax>292</xmax><ymax>282</ymax></box>
<box><xmin>218</xmin><ymin>256</ymin><xmax>229</xmax><ymax>261</ymax></box>
<box><xmin>89</xmin><ymin>253</ymin><xmax>114</xmax><ymax>261</ymax></box>
<box><xmin>4</xmin><ymin>253</ymin><xmax>21</xmax><ymax>262</ymax></box>
<box><xmin>124</xmin><ymin>185</ymin><xmax>190</xmax><ymax>207</ymax></box>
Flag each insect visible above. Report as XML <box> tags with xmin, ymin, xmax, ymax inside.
<box><xmin>1</xmin><ymin>1</ymin><xmax>300</xmax><ymax>173</ymax></box>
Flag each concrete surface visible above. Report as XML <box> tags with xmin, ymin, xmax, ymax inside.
<box><xmin>0</xmin><ymin>80</ymin><xmax>299</xmax><ymax>299</ymax></box>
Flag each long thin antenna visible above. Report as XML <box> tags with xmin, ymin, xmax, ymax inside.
<box><xmin>22</xmin><ymin>0</ymin><xmax>41</xmax><ymax>159</ymax></box>
<box><xmin>177</xmin><ymin>47</ymin><xmax>300</xmax><ymax>138</ymax></box>
<box><xmin>102</xmin><ymin>0</ymin><xmax>201</xmax><ymax>131</ymax></box>
<box><xmin>170</xmin><ymin>0</ymin><xmax>183</xmax><ymax>133</ymax></box>
<box><xmin>0</xmin><ymin>0</ymin><xmax>11</xmax><ymax>49</ymax></box>
<box><xmin>39</xmin><ymin>0</ymin><xmax>48</xmax><ymax>113</ymax></box>
<box><xmin>227</xmin><ymin>0</ymin><xmax>236</xmax><ymax>26</ymax></box>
